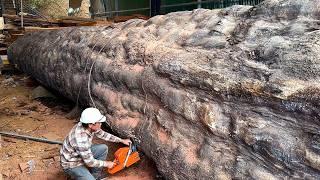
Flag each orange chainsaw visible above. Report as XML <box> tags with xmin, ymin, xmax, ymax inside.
<box><xmin>107</xmin><ymin>142</ymin><xmax>140</xmax><ymax>174</ymax></box>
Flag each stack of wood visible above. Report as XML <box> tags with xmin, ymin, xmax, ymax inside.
<box><xmin>113</xmin><ymin>14</ymin><xmax>149</xmax><ymax>23</ymax></box>
<box><xmin>1</xmin><ymin>13</ymin><xmax>150</xmax><ymax>47</ymax></box>
<box><xmin>0</xmin><ymin>10</ymin><xmax>149</xmax><ymax>72</ymax></box>
<box><xmin>2</xmin><ymin>14</ymin><xmax>113</xmax><ymax>50</ymax></box>
<box><xmin>0</xmin><ymin>13</ymin><xmax>111</xmax><ymax>72</ymax></box>
<box><xmin>3</xmin><ymin>14</ymin><xmax>109</xmax><ymax>28</ymax></box>
<box><xmin>5</xmin><ymin>13</ymin><xmax>115</xmax><ymax>41</ymax></box>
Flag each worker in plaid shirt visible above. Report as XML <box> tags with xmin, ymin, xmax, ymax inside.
<box><xmin>60</xmin><ymin>107</ymin><xmax>131</xmax><ymax>180</ymax></box>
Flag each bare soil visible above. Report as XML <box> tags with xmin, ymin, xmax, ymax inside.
<box><xmin>0</xmin><ymin>72</ymin><xmax>157</xmax><ymax>179</ymax></box>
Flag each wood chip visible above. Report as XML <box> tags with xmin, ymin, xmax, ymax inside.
<box><xmin>33</xmin><ymin>117</ymin><xmax>44</xmax><ymax>121</ymax></box>
<box><xmin>42</xmin><ymin>158</ymin><xmax>54</xmax><ymax>167</ymax></box>
<box><xmin>41</xmin><ymin>151</ymin><xmax>59</xmax><ymax>159</ymax></box>
<box><xmin>2</xmin><ymin>170</ymin><xmax>10</xmax><ymax>177</ymax></box>
<box><xmin>18</xmin><ymin>162</ymin><xmax>29</xmax><ymax>172</ymax></box>
<box><xmin>53</xmin><ymin>156</ymin><xmax>60</xmax><ymax>162</ymax></box>
<box><xmin>3</xmin><ymin>137</ymin><xmax>17</xmax><ymax>143</ymax></box>
<box><xmin>44</xmin><ymin>146</ymin><xmax>59</xmax><ymax>152</ymax></box>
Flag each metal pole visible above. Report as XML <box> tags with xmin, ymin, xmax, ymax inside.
<box><xmin>197</xmin><ymin>0</ymin><xmax>202</xmax><ymax>8</ymax></box>
<box><xmin>12</xmin><ymin>0</ymin><xmax>16</xmax><ymax>9</ymax></box>
<box><xmin>149</xmin><ymin>0</ymin><xmax>151</xmax><ymax>16</ymax></box>
<box><xmin>0</xmin><ymin>131</ymin><xmax>63</xmax><ymax>145</ymax></box>
<box><xmin>115</xmin><ymin>0</ymin><xmax>118</xmax><ymax>16</ymax></box>
<box><xmin>20</xmin><ymin>0</ymin><xmax>23</xmax><ymax>28</ymax></box>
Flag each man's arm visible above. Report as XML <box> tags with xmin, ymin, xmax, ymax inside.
<box><xmin>75</xmin><ymin>134</ymin><xmax>108</xmax><ymax>167</ymax></box>
<box><xmin>95</xmin><ymin>129</ymin><xmax>123</xmax><ymax>143</ymax></box>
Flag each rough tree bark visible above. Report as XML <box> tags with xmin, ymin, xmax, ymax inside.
<box><xmin>8</xmin><ymin>0</ymin><xmax>320</xmax><ymax>179</ymax></box>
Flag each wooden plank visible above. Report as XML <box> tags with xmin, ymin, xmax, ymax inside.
<box><xmin>0</xmin><ymin>48</ymin><xmax>7</xmax><ymax>55</ymax></box>
<box><xmin>4</xmin><ymin>14</ymin><xmax>98</xmax><ymax>25</ymax></box>
<box><xmin>10</xmin><ymin>34</ymin><xmax>25</xmax><ymax>41</ymax></box>
<box><xmin>93</xmin><ymin>20</ymin><xmax>113</xmax><ymax>26</ymax></box>
<box><xmin>0</xmin><ymin>43</ymin><xmax>7</xmax><ymax>48</ymax></box>
<box><xmin>8</xmin><ymin>29</ymin><xmax>24</xmax><ymax>34</ymax></box>
<box><xmin>3</xmin><ymin>14</ymin><xmax>56</xmax><ymax>24</ymax></box>
<box><xmin>24</xmin><ymin>26</ymin><xmax>63</xmax><ymax>32</ymax></box>
<box><xmin>4</xmin><ymin>23</ymin><xmax>18</xmax><ymax>30</ymax></box>
<box><xmin>57</xmin><ymin>19</ymin><xmax>97</xmax><ymax>26</ymax></box>
<box><xmin>114</xmin><ymin>14</ymin><xmax>149</xmax><ymax>23</ymax></box>
<box><xmin>0</xmin><ymin>64</ymin><xmax>17</xmax><ymax>73</ymax></box>
<box><xmin>56</xmin><ymin>16</ymin><xmax>95</xmax><ymax>22</ymax></box>
<box><xmin>4</xmin><ymin>9</ymin><xmax>17</xmax><ymax>15</ymax></box>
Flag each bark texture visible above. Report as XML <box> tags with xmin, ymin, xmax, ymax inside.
<box><xmin>8</xmin><ymin>0</ymin><xmax>320</xmax><ymax>179</ymax></box>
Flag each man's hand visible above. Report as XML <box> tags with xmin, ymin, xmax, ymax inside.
<box><xmin>121</xmin><ymin>139</ymin><xmax>132</xmax><ymax>146</ymax></box>
<box><xmin>105</xmin><ymin>161</ymin><xmax>115</xmax><ymax>169</ymax></box>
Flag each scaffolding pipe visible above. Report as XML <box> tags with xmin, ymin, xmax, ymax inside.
<box><xmin>12</xmin><ymin>0</ymin><xmax>15</xmax><ymax>10</ymax></box>
<box><xmin>20</xmin><ymin>0</ymin><xmax>23</xmax><ymax>28</ymax></box>
<box><xmin>115</xmin><ymin>0</ymin><xmax>119</xmax><ymax>16</ymax></box>
<box><xmin>198</xmin><ymin>0</ymin><xmax>202</xmax><ymax>8</ymax></box>
<box><xmin>0</xmin><ymin>131</ymin><xmax>63</xmax><ymax>145</ymax></box>
<box><xmin>149</xmin><ymin>0</ymin><xmax>151</xmax><ymax>16</ymax></box>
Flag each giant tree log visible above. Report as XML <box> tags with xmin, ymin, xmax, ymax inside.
<box><xmin>8</xmin><ymin>0</ymin><xmax>320</xmax><ymax>179</ymax></box>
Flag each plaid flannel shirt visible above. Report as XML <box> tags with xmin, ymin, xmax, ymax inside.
<box><xmin>60</xmin><ymin>122</ymin><xmax>122</xmax><ymax>169</ymax></box>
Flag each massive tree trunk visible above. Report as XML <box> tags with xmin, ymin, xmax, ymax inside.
<box><xmin>8</xmin><ymin>0</ymin><xmax>320</xmax><ymax>179</ymax></box>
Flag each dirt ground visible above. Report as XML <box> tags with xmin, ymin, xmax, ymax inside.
<box><xmin>0</xmin><ymin>72</ymin><xmax>158</xmax><ymax>180</ymax></box>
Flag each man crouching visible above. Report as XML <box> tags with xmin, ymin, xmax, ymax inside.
<box><xmin>60</xmin><ymin>107</ymin><xmax>131</xmax><ymax>179</ymax></box>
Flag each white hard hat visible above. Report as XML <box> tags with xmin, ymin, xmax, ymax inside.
<box><xmin>80</xmin><ymin>107</ymin><xmax>106</xmax><ymax>124</ymax></box>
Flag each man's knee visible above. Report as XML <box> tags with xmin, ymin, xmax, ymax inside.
<box><xmin>100</xmin><ymin>144</ymin><xmax>108</xmax><ymax>154</ymax></box>
<box><xmin>64</xmin><ymin>166</ymin><xmax>95</xmax><ymax>180</ymax></box>
<box><xmin>92</xmin><ymin>144</ymin><xmax>108</xmax><ymax>159</ymax></box>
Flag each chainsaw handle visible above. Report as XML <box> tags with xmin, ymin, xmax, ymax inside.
<box><xmin>121</xmin><ymin>138</ymin><xmax>132</xmax><ymax>146</ymax></box>
<box><xmin>113</xmin><ymin>159</ymin><xmax>120</xmax><ymax>165</ymax></box>
<box><xmin>123</xmin><ymin>143</ymin><xmax>133</xmax><ymax>168</ymax></box>
<box><xmin>105</xmin><ymin>161</ymin><xmax>116</xmax><ymax>169</ymax></box>
<box><xmin>107</xmin><ymin>142</ymin><xmax>141</xmax><ymax>174</ymax></box>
